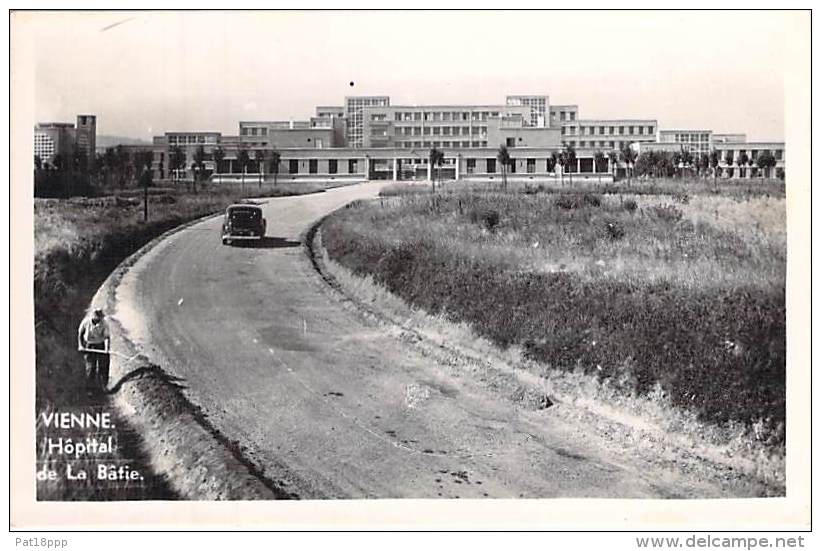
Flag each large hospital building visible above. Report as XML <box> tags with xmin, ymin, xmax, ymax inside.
<box><xmin>61</xmin><ymin>94</ymin><xmax>787</xmax><ymax>182</ymax></box>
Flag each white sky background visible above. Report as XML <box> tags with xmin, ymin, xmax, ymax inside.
<box><xmin>26</xmin><ymin>10</ymin><xmax>794</xmax><ymax>142</ymax></box>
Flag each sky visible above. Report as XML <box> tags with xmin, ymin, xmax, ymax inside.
<box><xmin>19</xmin><ymin>10</ymin><xmax>799</xmax><ymax>142</ymax></box>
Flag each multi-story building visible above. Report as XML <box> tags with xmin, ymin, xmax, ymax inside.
<box><xmin>506</xmin><ymin>95</ymin><xmax>548</xmax><ymax>127</ymax></box>
<box><xmin>106</xmin><ymin>92</ymin><xmax>784</xmax><ymax>183</ymax></box>
<box><xmin>33</xmin><ymin>114</ymin><xmax>96</xmax><ymax>165</ymax></box>
<box><xmin>658</xmin><ymin>129</ymin><xmax>712</xmax><ymax>156</ymax></box>
<box><xmin>564</xmin><ymin>119</ymin><xmax>657</xmax><ymax>151</ymax></box>
<box><xmin>344</xmin><ymin>96</ymin><xmax>390</xmax><ymax>148</ymax></box>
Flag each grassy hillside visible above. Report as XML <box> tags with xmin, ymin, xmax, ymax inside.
<box><xmin>323</xmin><ymin>179</ymin><xmax>786</xmax><ymax>448</ymax></box>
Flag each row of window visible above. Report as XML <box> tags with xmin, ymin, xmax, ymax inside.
<box><xmin>391</xmin><ymin>111</ymin><xmax>503</xmax><ymax>123</ymax></box>
<box><xmin>562</xmin><ymin>125</ymin><xmax>655</xmax><ymax>136</ymax></box>
<box><xmin>674</xmin><ymin>133</ymin><xmax>710</xmax><ymax>142</ymax></box>
<box><xmin>393</xmin><ymin>126</ymin><xmax>488</xmax><ymax>137</ymax></box>
<box><xmin>241</xmin><ymin>127</ymin><xmax>269</xmax><ymax>136</ymax></box>
<box><xmin>167</xmin><ymin>135</ymin><xmax>219</xmax><ymax>145</ymax></box>
<box><xmin>392</xmin><ymin>140</ymin><xmax>489</xmax><ymax>148</ymax></box>
<box><xmin>723</xmin><ymin>149</ymin><xmax>784</xmax><ymax>161</ymax></box>
<box><xmin>563</xmin><ymin>140</ymin><xmax>629</xmax><ymax>149</ymax></box>
<box><xmin>551</xmin><ymin>111</ymin><xmax>577</xmax><ymax>122</ymax></box>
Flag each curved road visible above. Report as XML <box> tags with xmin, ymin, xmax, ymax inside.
<box><xmin>113</xmin><ymin>181</ymin><xmax>747</xmax><ymax>499</ymax></box>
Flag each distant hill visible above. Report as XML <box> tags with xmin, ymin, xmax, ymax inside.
<box><xmin>96</xmin><ymin>135</ymin><xmax>152</xmax><ymax>150</ymax></box>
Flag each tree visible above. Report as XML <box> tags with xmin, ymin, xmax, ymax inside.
<box><xmin>139</xmin><ymin>161</ymin><xmax>153</xmax><ymax>222</ymax></box>
<box><xmin>620</xmin><ymin>143</ymin><xmax>637</xmax><ymax>186</ymax></box>
<box><xmin>709</xmin><ymin>149</ymin><xmax>721</xmax><ymax>184</ymax></box>
<box><xmin>212</xmin><ymin>146</ymin><xmax>225</xmax><ymax>185</ymax></box>
<box><xmin>429</xmin><ymin>147</ymin><xmax>445</xmax><ymax>192</ymax></box>
<box><xmin>236</xmin><ymin>147</ymin><xmax>250</xmax><ymax>192</ymax></box>
<box><xmin>192</xmin><ymin>145</ymin><xmax>207</xmax><ymax>194</ymax></box>
<box><xmin>756</xmin><ymin>150</ymin><xmax>777</xmax><ymax>178</ymax></box>
<box><xmin>546</xmin><ymin>152</ymin><xmax>558</xmax><ymax>175</ymax></box>
<box><xmin>593</xmin><ymin>150</ymin><xmax>607</xmax><ymax>184</ymax></box>
<box><xmin>268</xmin><ymin>150</ymin><xmax>281</xmax><ymax>187</ymax></box>
<box><xmin>697</xmin><ymin>153</ymin><xmax>710</xmax><ymax>179</ymax></box>
<box><xmin>607</xmin><ymin>150</ymin><xmax>619</xmax><ymax>180</ymax></box>
<box><xmin>679</xmin><ymin>148</ymin><xmax>694</xmax><ymax>178</ymax></box>
<box><xmin>737</xmin><ymin>152</ymin><xmax>749</xmax><ymax>179</ymax></box>
<box><xmin>556</xmin><ymin>149</ymin><xmax>567</xmax><ymax>185</ymax></box>
<box><xmin>563</xmin><ymin>144</ymin><xmax>577</xmax><ymax>186</ymax></box>
<box><xmin>71</xmin><ymin>148</ymin><xmax>90</xmax><ymax>196</ymax></box>
<box><xmin>496</xmin><ymin>145</ymin><xmax>512</xmax><ymax>190</ymax></box>
<box><xmin>724</xmin><ymin>151</ymin><xmax>735</xmax><ymax>178</ymax></box>
<box><xmin>169</xmin><ymin>145</ymin><xmax>186</xmax><ymax>187</ymax></box>
<box><xmin>254</xmin><ymin>150</ymin><xmax>265</xmax><ymax>188</ymax></box>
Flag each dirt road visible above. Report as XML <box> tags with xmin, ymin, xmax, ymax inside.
<box><xmin>112</xmin><ymin>181</ymin><xmax>748</xmax><ymax>499</ymax></box>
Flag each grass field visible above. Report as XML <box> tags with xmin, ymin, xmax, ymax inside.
<box><xmin>323</xmin><ymin>178</ymin><xmax>786</xmax><ymax>449</ymax></box>
<box><xmin>34</xmin><ymin>181</ymin><xmax>353</xmax><ymax>499</ymax></box>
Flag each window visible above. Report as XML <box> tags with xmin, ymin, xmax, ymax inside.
<box><xmin>580</xmin><ymin>141</ymin><xmax>586</xmax><ymax>148</ymax></box>
<box><xmin>487</xmin><ymin>158</ymin><xmax>496</xmax><ymax>173</ymax></box>
<box><xmin>395</xmin><ymin>113</ymin><xmax>402</xmax><ymax>121</ymax></box>
<box><xmin>329</xmin><ymin>159</ymin><xmax>337</xmax><ymax>174</ymax></box>
<box><xmin>442</xmin><ymin>127</ymin><xmax>451</xmax><ymax>136</ymax></box>
<box><xmin>609</xmin><ymin>141</ymin><xmax>615</xmax><ymax>148</ymax></box>
<box><xmin>629</xmin><ymin>126</ymin><xmax>635</xmax><ymax>134</ymax></box>
<box><xmin>609</xmin><ymin>126</ymin><xmax>615</xmax><ymax>135</ymax></box>
<box><xmin>775</xmin><ymin>149</ymin><xmax>783</xmax><ymax>160</ymax></box>
<box><xmin>561</xmin><ymin>127</ymin><xmax>566</xmax><ymax>135</ymax></box>
<box><xmin>467</xmin><ymin>158</ymin><xmax>476</xmax><ymax>174</ymax></box>
<box><xmin>433</xmin><ymin>127</ymin><xmax>440</xmax><ymax>135</ymax></box>
<box><xmin>569</xmin><ymin>112</ymin><xmax>575</xmax><ymax>121</ymax></box>
<box><xmin>348</xmin><ymin>159</ymin><xmax>358</xmax><ymax>173</ymax></box>
<box><xmin>650</xmin><ymin>127</ymin><xmax>655</xmax><ymax>135</ymax></box>
<box><xmin>509</xmin><ymin>159</ymin><xmax>516</xmax><ymax>173</ymax></box>
<box><xmin>560</xmin><ymin>111</ymin><xmax>566</xmax><ymax>121</ymax></box>
<box><xmin>638</xmin><ymin>127</ymin><xmax>644</xmax><ymax>135</ymax></box>
<box><xmin>289</xmin><ymin>159</ymin><xmax>299</xmax><ymax>174</ymax></box>
<box><xmin>599</xmin><ymin>126</ymin><xmax>605</xmax><ymax>134</ymax></box>
<box><xmin>309</xmin><ymin>159</ymin><xmax>318</xmax><ymax>174</ymax></box>
<box><xmin>527</xmin><ymin>158</ymin><xmax>535</xmax><ymax>173</ymax></box>
<box><xmin>506</xmin><ymin>137</ymin><xmax>516</xmax><ymax>147</ymax></box>
<box><xmin>619</xmin><ymin>127</ymin><xmax>625</xmax><ymax>135</ymax></box>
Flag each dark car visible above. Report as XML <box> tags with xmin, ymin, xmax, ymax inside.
<box><xmin>221</xmin><ymin>204</ymin><xmax>267</xmax><ymax>245</ymax></box>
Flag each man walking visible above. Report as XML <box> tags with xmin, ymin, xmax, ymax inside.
<box><xmin>77</xmin><ymin>308</ymin><xmax>111</xmax><ymax>394</ymax></box>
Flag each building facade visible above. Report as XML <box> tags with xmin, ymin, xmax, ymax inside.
<box><xmin>101</xmin><ymin>93</ymin><xmax>784</xmax><ymax>183</ymax></box>
<box><xmin>34</xmin><ymin>114</ymin><xmax>96</xmax><ymax>166</ymax></box>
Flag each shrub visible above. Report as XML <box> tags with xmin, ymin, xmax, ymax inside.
<box><xmin>603</xmin><ymin>220</ymin><xmax>625</xmax><ymax>240</ymax></box>
<box><xmin>647</xmin><ymin>203</ymin><xmax>684</xmax><ymax>223</ymax></box>
<box><xmin>323</xmin><ymin>209</ymin><xmax>786</xmax><ymax>443</ymax></box>
<box><xmin>553</xmin><ymin>193</ymin><xmax>602</xmax><ymax>210</ymax></box>
<box><xmin>672</xmin><ymin>191</ymin><xmax>690</xmax><ymax>204</ymax></box>
<box><xmin>623</xmin><ymin>198</ymin><xmax>638</xmax><ymax>213</ymax></box>
<box><xmin>469</xmin><ymin>207</ymin><xmax>501</xmax><ymax>231</ymax></box>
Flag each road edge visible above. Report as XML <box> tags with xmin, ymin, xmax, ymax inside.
<box><xmin>306</xmin><ymin>208</ymin><xmax>785</xmax><ymax>497</ymax></box>
<box><xmin>89</xmin><ymin>211</ymin><xmax>296</xmax><ymax>500</ymax></box>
